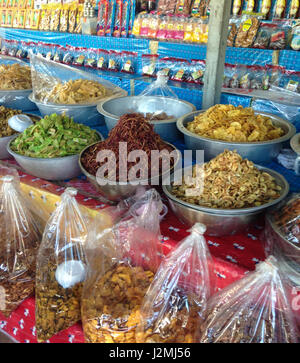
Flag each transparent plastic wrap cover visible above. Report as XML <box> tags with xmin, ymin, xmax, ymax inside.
<box><xmin>82</xmin><ymin>189</ymin><xmax>167</xmax><ymax>343</ymax></box>
<box><xmin>0</xmin><ymin>55</ymin><xmax>36</xmax><ymax>111</ymax></box>
<box><xmin>199</xmin><ymin>256</ymin><xmax>298</xmax><ymax>343</ymax></box>
<box><xmin>252</xmin><ymin>98</ymin><xmax>300</xmax><ymax>132</ymax></box>
<box><xmin>136</xmin><ymin>223</ymin><xmax>214</xmax><ymax>343</ymax></box>
<box><xmin>133</xmin><ymin>71</ymin><xmax>179</xmax><ymax>121</ymax></box>
<box><xmin>29</xmin><ymin>53</ymin><xmax>125</xmax><ymax>105</ymax></box>
<box><xmin>35</xmin><ymin>187</ymin><xmax>90</xmax><ymax>342</ymax></box>
<box><xmin>0</xmin><ymin>165</ymin><xmax>42</xmax><ymax>317</ymax></box>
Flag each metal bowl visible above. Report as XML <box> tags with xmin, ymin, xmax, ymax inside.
<box><xmin>7</xmin><ymin>131</ymin><xmax>103</xmax><ymax>181</ymax></box>
<box><xmin>97</xmin><ymin>96</ymin><xmax>196</xmax><ymax>143</ymax></box>
<box><xmin>79</xmin><ymin>141</ymin><xmax>181</xmax><ymax>202</ymax></box>
<box><xmin>0</xmin><ymin>89</ymin><xmax>37</xmax><ymax>111</ymax></box>
<box><xmin>162</xmin><ymin>166</ymin><xmax>289</xmax><ymax>236</ymax></box>
<box><xmin>29</xmin><ymin>89</ymin><xmax>127</xmax><ymax>127</ymax></box>
<box><xmin>177</xmin><ymin>110</ymin><xmax>296</xmax><ymax>164</ymax></box>
<box><xmin>0</xmin><ymin>113</ymin><xmax>41</xmax><ymax>159</ymax></box>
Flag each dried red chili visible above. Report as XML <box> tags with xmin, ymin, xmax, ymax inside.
<box><xmin>81</xmin><ymin>113</ymin><xmax>176</xmax><ymax>181</ymax></box>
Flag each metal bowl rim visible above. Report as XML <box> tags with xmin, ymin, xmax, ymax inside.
<box><xmin>177</xmin><ymin>110</ymin><xmax>296</xmax><ymax>146</ymax></box>
<box><xmin>97</xmin><ymin>96</ymin><xmax>195</xmax><ymax>125</ymax></box>
<box><xmin>0</xmin><ymin>88</ymin><xmax>32</xmax><ymax>94</ymax></box>
<box><xmin>7</xmin><ymin>131</ymin><xmax>103</xmax><ymax>161</ymax></box>
<box><xmin>162</xmin><ymin>166</ymin><xmax>289</xmax><ymax>216</ymax></box>
<box><xmin>78</xmin><ymin>140</ymin><xmax>181</xmax><ymax>185</ymax></box>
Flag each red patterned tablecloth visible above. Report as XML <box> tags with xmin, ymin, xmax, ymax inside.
<box><xmin>0</xmin><ymin>168</ymin><xmax>298</xmax><ymax>343</ymax></box>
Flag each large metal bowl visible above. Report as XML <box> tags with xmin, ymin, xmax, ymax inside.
<box><xmin>97</xmin><ymin>96</ymin><xmax>196</xmax><ymax>142</ymax></box>
<box><xmin>79</xmin><ymin>141</ymin><xmax>182</xmax><ymax>202</ymax></box>
<box><xmin>0</xmin><ymin>113</ymin><xmax>41</xmax><ymax>159</ymax></box>
<box><xmin>177</xmin><ymin>110</ymin><xmax>296</xmax><ymax>164</ymax></box>
<box><xmin>29</xmin><ymin>89</ymin><xmax>127</xmax><ymax>127</ymax></box>
<box><xmin>162</xmin><ymin>166</ymin><xmax>289</xmax><ymax>236</ymax></box>
<box><xmin>7</xmin><ymin>131</ymin><xmax>103</xmax><ymax>181</ymax></box>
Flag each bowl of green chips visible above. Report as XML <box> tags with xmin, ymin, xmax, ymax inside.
<box><xmin>7</xmin><ymin>113</ymin><xmax>103</xmax><ymax>181</ymax></box>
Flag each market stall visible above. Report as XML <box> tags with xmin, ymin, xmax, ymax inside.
<box><xmin>0</xmin><ymin>0</ymin><xmax>299</xmax><ymax>344</ymax></box>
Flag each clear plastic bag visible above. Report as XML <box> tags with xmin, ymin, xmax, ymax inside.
<box><xmin>35</xmin><ymin>188</ymin><xmax>89</xmax><ymax>342</ymax></box>
<box><xmin>29</xmin><ymin>52</ymin><xmax>122</xmax><ymax>105</ymax></box>
<box><xmin>136</xmin><ymin>223</ymin><xmax>214</xmax><ymax>343</ymax></box>
<box><xmin>82</xmin><ymin>189</ymin><xmax>166</xmax><ymax>343</ymax></box>
<box><xmin>134</xmin><ymin>71</ymin><xmax>178</xmax><ymax>121</ymax></box>
<box><xmin>199</xmin><ymin>256</ymin><xmax>298</xmax><ymax>343</ymax></box>
<box><xmin>0</xmin><ymin>166</ymin><xmax>42</xmax><ymax>317</ymax></box>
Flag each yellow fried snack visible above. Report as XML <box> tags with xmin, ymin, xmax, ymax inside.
<box><xmin>0</xmin><ymin>63</ymin><xmax>32</xmax><ymax>90</ymax></box>
<box><xmin>171</xmin><ymin>150</ymin><xmax>282</xmax><ymax>209</ymax></box>
<box><xmin>41</xmin><ymin>79</ymin><xmax>110</xmax><ymax>104</ymax></box>
<box><xmin>187</xmin><ymin>104</ymin><xmax>285</xmax><ymax>142</ymax></box>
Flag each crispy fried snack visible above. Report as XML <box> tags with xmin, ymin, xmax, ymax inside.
<box><xmin>0</xmin><ymin>63</ymin><xmax>32</xmax><ymax>90</ymax></box>
<box><xmin>171</xmin><ymin>150</ymin><xmax>282</xmax><ymax>209</ymax></box>
<box><xmin>187</xmin><ymin>104</ymin><xmax>285</xmax><ymax>142</ymax></box>
<box><xmin>82</xmin><ymin>263</ymin><xmax>154</xmax><ymax>343</ymax></box>
<box><xmin>41</xmin><ymin>79</ymin><xmax>110</xmax><ymax>104</ymax></box>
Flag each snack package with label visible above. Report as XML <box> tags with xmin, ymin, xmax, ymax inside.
<box><xmin>84</xmin><ymin>48</ymin><xmax>98</xmax><ymax>69</ymax></box>
<box><xmin>273</xmin><ymin>0</ymin><xmax>287</xmax><ymax>19</ymax></box>
<box><xmin>134</xmin><ymin>71</ymin><xmax>178</xmax><ymax>121</ymax></box>
<box><xmin>282</xmin><ymin>69</ymin><xmax>300</xmax><ymax>94</ymax></box>
<box><xmin>156</xmin><ymin>15</ymin><xmax>168</xmax><ymax>40</ymax></box>
<box><xmin>59</xmin><ymin>6</ymin><xmax>69</xmax><ymax>32</ymax></box>
<box><xmin>199</xmin><ymin>256</ymin><xmax>298</xmax><ymax>343</ymax></box>
<box><xmin>121</xmin><ymin>0</ymin><xmax>131</xmax><ymax>37</ymax></box>
<box><xmin>227</xmin><ymin>17</ymin><xmax>241</xmax><ymax>47</ymax></box>
<box><xmin>175</xmin><ymin>0</ymin><xmax>193</xmax><ymax>15</ymax></box>
<box><xmin>288</xmin><ymin>0</ymin><xmax>300</xmax><ymax>19</ymax></box>
<box><xmin>0</xmin><ymin>166</ymin><xmax>42</xmax><ymax>317</ymax></box>
<box><xmin>97</xmin><ymin>49</ymin><xmax>109</xmax><ymax>70</ymax></box>
<box><xmin>170</xmin><ymin>58</ymin><xmax>190</xmax><ymax>83</ymax></box>
<box><xmin>112</xmin><ymin>0</ymin><xmax>123</xmax><ymax>37</ymax></box>
<box><xmin>268</xmin><ymin>65</ymin><xmax>285</xmax><ymax>87</ymax></box>
<box><xmin>223</xmin><ymin>63</ymin><xmax>240</xmax><ymax>88</ymax></box>
<box><xmin>121</xmin><ymin>51</ymin><xmax>137</xmax><ymax>74</ymax></box>
<box><xmin>269</xmin><ymin>21</ymin><xmax>291</xmax><ymax>50</ymax></box>
<box><xmin>235</xmin><ymin>15</ymin><xmax>260</xmax><ymax>48</ymax></box>
<box><xmin>72</xmin><ymin>46</ymin><xmax>86</xmax><ymax>67</ymax></box>
<box><xmin>157</xmin><ymin>57</ymin><xmax>175</xmax><ymax>78</ymax></box>
<box><xmin>29</xmin><ymin>53</ymin><xmax>121</xmax><ymax>105</ymax></box>
<box><xmin>186</xmin><ymin>59</ymin><xmax>206</xmax><ymax>84</ymax></box>
<box><xmin>136</xmin><ymin>223</ymin><xmax>214</xmax><ymax>343</ymax></box>
<box><xmin>35</xmin><ymin>188</ymin><xmax>90</xmax><ymax>342</ymax></box>
<box><xmin>232</xmin><ymin>0</ymin><xmax>244</xmax><ymax>16</ymax></box>
<box><xmin>142</xmin><ymin>54</ymin><xmax>158</xmax><ymax>77</ymax></box>
<box><xmin>259</xmin><ymin>0</ymin><xmax>272</xmax><ymax>19</ymax></box>
<box><xmin>105</xmin><ymin>0</ymin><xmax>116</xmax><ymax>36</ymax></box>
<box><xmin>139</xmin><ymin>12</ymin><xmax>150</xmax><ymax>38</ymax></box>
<box><xmin>253</xmin><ymin>22</ymin><xmax>272</xmax><ymax>48</ymax></box>
<box><xmin>290</xmin><ymin>22</ymin><xmax>300</xmax><ymax>50</ymax></box>
<box><xmin>107</xmin><ymin>50</ymin><xmax>121</xmax><ymax>72</ymax></box>
<box><xmin>147</xmin><ymin>12</ymin><xmax>160</xmax><ymax>39</ymax></box>
<box><xmin>97</xmin><ymin>0</ymin><xmax>108</xmax><ymax>36</ymax></box>
<box><xmin>245</xmin><ymin>0</ymin><xmax>258</xmax><ymax>12</ymax></box>
<box><xmin>68</xmin><ymin>5</ymin><xmax>77</xmax><ymax>33</ymax></box>
<box><xmin>156</xmin><ymin>0</ymin><xmax>177</xmax><ymax>14</ymax></box>
<box><xmin>82</xmin><ymin>189</ymin><xmax>166</xmax><ymax>343</ymax></box>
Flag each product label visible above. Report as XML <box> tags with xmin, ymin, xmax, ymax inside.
<box><xmin>242</xmin><ymin>18</ymin><xmax>253</xmax><ymax>32</ymax></box>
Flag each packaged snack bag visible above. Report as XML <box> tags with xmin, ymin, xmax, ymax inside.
<box><xmin>175</xmin><ymin>0</ymin><xmax>192</xmax><ymax>16</ymax></box>
<box><xmin>173</xmin><ymin>15</ymin><xmax>185</xmax><ymax>42</ymax></box>
<box><xmin>17</xmin><ymin>8</ymin><xmax>26</xmax><ymax>29</ymax></box>
<box><xmin>239</xmin><ymin>64</ymin><xmax>252</xmax><ymax>89</ymax></box>
<box><xmin>50</xmin><ymin>8</ymin><xmax>61</xmax><ymax>31</ymax></box>
<box><xmin>121</xmin><ymin>51</ymin><xmax>137</xmax><ymax>74</ymax></box>
<box><xmin>253</xmin><ymin>22</ymin><xmax>272</xmax><ymax>48</ymax></box>
<box><xmin>147</xmin><ymin>12</ymin><xmax>159</xmax><ymax>39</ymax></box>
<box><xmin>157</xmin><ymin>57</ymin><xmax>175</xmax><ymax>78</ymax></box>
<box><xmin>170</xmin><ymin>58</ymin><xmax>190</xmax><ymax>82</ymax></box>
<box><xmin>199</xmin><ymin>256</ymin><xmax>298</xmax><ymax>343</ymax></box>
<box><xmin>260</xmin><ymin>0</ymin><xmax>272</xmax><ymax>19</ymax></box>
<box><xmin>245</xmin><ymin>0</ymin><xmax>257</xmax><ymax>12</ymax></box>
<box><xmin>136</xmin><ymin>223</ymin><xmax>214</xmax><ymax>343</ymax></box>
<box><xmin>0</xmin><ymin>10</ymin><xmax>7</xmax><ymax>28</ymax></box>
<box><xmin>97</xmin><ymin>0</ymin><xmax>108</xmax><ymax>36</ymax></box>
<box><xmin>105</xmin><ymin>0</ymin><xmax>116</xmax><ymax>36</ymax></box>
<box><xmin>187</xmin><ymin>59</ymin><xmax>206</xmax><ymax>84</ymax></box>
<box><xmin>269</xmin><ymin>21</ymin><xmax>290</xmax><ymax>50</ymax></box>
<box><xmin>12</xmin><ymin>9</ymin><xmax>18</xmax><ymax>28</ymax></box>
<box><xmin>62</xmin><ymin>45</ymin><xmax>74</xmax><ymax>65</ymax></box>
<box><xmin>165</xmin><ymin>14</ymin><xmax>175</xmax><ymax>41</ymax></box>
<box><xmin>131</xmin><ymin>11</ymin><xmax>143</xmax><ymax>37</ymax></box>
<box><xmin>232</xmin><ymin>0</ymin><xmax>243</xmax><ymax>16</ymax></box>
<box><xmin>107</xmin><ymin>50</ymin><xmax>121</xmax><ymax>72</ymax></box>
<box><xmin>97</xmin><ymin>49</ymin><xmax>108</xmax><ymax>70</ymax></box>
<box><xmin>6</xmin><ymin>8</ymin><xmax>13</xmax><ymax>27</ymax></box>
<box><xmin>273</xmin><ymin>0</ymin><xmax>287</xmax><ymax>19</ymax></box>
<box><xmin>30</xmin><ymin>9</ymin><xmax>40</xmax><ymax>29</ymax></box>
<box><xmin>74</xmin><ymin>5</ymin><xmax>83</xmax><ymax>34</ymax></box>
<box><xmin>72</xmin><ymin>46</ymin><xmax>86</xmax><ymax>67</ymax></box>
<box><xmin>142</xmin><ymin>54</ymin><xmax>158</xmax><ymax>77</ymax></box>
<box><xmin>288</xmin><ymin>0</ymin><xmax>300</xmax><ymax>19</ymax></box>
<box><xmin>0</xmin><ymin>167</ymin><xmax>42</xmax><ymax>317</ymax></box>
<box><xmin>250</xmin><ymin>65</ymin><xmax>265</xmax><ymax>90</ymax></box>
<box><xmin>290</xmin><ymin>23</ymin><xmax>300</xmax><ymax>51</ymax></box>
<box><xmin>235</xmin><ymin>15</ymin><xmax>260</xmax><ymax>48</ymax></box>
<box><xmin>156</xmin><ymin>15</ymin><xmax>167</xmax><ymax>40</ymax></box>
<box><xmin>140</xmin><ymin>12</ymin><xmax>150</xmax><ymax>38</ymax></box>
<box><xmin>112</xmin><ymin>0</ymin><xmax>122</xmax><ymax>37</ymax></box>
<box><xmin>282</xmin><ymin>69</ymin><xmax>300</xmax><ymax>93</ymax></box>
<box><xmin>82</xmin><ymin>189</ymin><xmax>166</xmax><ymax>343</ymax></box>
<box><xmin>84</xmin><ymin>48</ymin><xmax>98</xmax><ymax>68</ymax></box>
<box><xmin>16</xmin><ymin>40</ymin><xmax>28</xmax><ymax>58</ymax></box>
<box><xmin>35</xmin><ymin>188</ymin><xmax>89</xmax><ymax>342</ymax></box>
<box><xmin>68</xmin><ymin>6</ymin><xmax>77</xmax><ymax>33</ymax></box>
<box><xmin>53</xmin><ymin>44</ymin><xmax>65</xmax><ymax>63</ymax></box>
<box><xmin>120</xmin><ymin>0</ymin><xmax>130</xmax><ymax>37</ymax></box>
<box><xmin>227</xmin><ymin>17</ymin><xmax>241</xmax><ymax>47</ymax></box>
<box><xmin>59</xmin><ymin>6</ymin><xmax>69</xmax><ymax>32</ymax></box>
<box><xmin>183</xmin><ymin>16</ymin><xmax>193</xmax><ymax>43</ymax></box>
<box><xmin>268</xmin><ymin>65</ymin><xmax>285</xmax><ymax>87</ymax></box>
<box><xmin>223</xmin><ymin>63</ymin><xmax>240</xmax><ymax>88</ymax></box>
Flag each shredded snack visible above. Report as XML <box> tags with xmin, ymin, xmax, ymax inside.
<box><xmin>171</xmin><ymin>150</ymin><xmax>282</xmax><ymax>209</ymax></box>
<box><xmin>82</xmin><ymin>263</ymin><xmax>154</xmax><ymax>343</ymax></box>
<box><xmin>0</xmin><ymin>63</ymin><xmax>32</xmax><ymax>90</ymax></box>
<box><xmin>38</xmin><ymin>79</ymin><xmax>110</xmax><ymax>104</ymax></box>
<box><xmin>187</xmin><ymin>104</ymin><xmax>285</xmax><ymax>142</ymax></box>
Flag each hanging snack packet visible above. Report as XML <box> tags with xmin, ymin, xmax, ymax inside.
<box><xmin>16</xmin><ymin>40</ymin><xmax>28</xmax><ymax>58</ymax></box>
<box><xmin>97</xmin><ymin>0</ymin><xmax>108</xmax><ymax>36</ymax></box>
<box><xmin>199</xmin><ymin>256</ymin><xmax>298</xmax><ymax>343</ymax></box>
<box><xmin>253</xmin><ymin>22</ymin><xmax>272</xmax><ymax>48</ymax></box>
<box><xmin>232</xmin><ymin>0</ymin><xmax>244</xmax><ymax>16</ymax></box>
<box><xmin>68</xmin><ymin>5</ymin><xmax>77</xmax><ymax>33</ymax></box>
<box><xmin>112</xmin><ymin>0</ymin><xmax>122</xmax><ymax>37</ymax></box>
<box><xmin>105</xmin><ymin>0</ymin><xmax>116</xmax><ymax>36</ymax></box>
<box><xmin>187</xmin><ymin>59</ymin><xmax>206</xmax><ymax>84</ymax></box>
<box><xmin>50</xmin><ymin>8</ymin><xmax>60</xmax><ymax>32</ymax></box>
<box><xmin>107</xmin><ymin>50</ymin><xmax>121</xmax><ymax>72</ymax></box>
<box><xmin>227</xmin><ymin>17</ymin><xmax>241</xmax><ymax>47</ymax></box>
<box><xmin>72</xmin><ymin>46</ymin><xmax>86</xmax><ymax>67</ymax></box>
<box><xmin>62</xmin><ymin>45</ymin><xmax>74</xmax><ymax>65</ymax></box>
<box><xmin>250</xmin><ymin>65</ymin><xmax>265</xmax><ymax>90</ymax></box>
<box><xmin>156</xmin><ymin>15</ymin><xmax>168</xmax><ymax>40</ymax></box>
<box><xmin>59</xmin><ymin>6</ymin><xmax>69</xmax><ymax>32</ymax></box>
<box><xmin>290</xmin><ymin>22</ymin><xmax>300</xmax><ymax>51</ymax></box>
<box><xmin>142</xmin><ymin>54</ymin><xmax>158</xmax><ymax>77</ymax></box>
<box><xmin>239</xmin><ymin>64</ymin><xmax>252</xmax><ymax>89</ymax></box>
<box><xmin>268</xmin><ymin>65</ymin><xmax>285</xmax><ymax>87</ymax></box>
<box><xmin>147</xmin><ymin>12</ymin><xmax>160</xmax><ymax>39</ymax></box>
<box><xmin>273</xmin><ymin>0</ymin><xmax>287</xmax><ymax>19</ymax></box>
<box><xmin>121</xmin><ymin>0</ymin><xmax>130</xmax><ymax>37</ymax></box>
<box><xmin>0</xmin><ymin>167</ymin><xmax>42</xmax><ymax>317</ymax></box>
<box><xmin>260</xmin><ymin>0</ymin><xmax>272</xmax><ymax>19</ymax></box>
<box><xmin>121</xmin><ymin>51</ymin><xmax>137</xmax><ymax>74</ymax></box>
<box><xmin>288</xmin><ymin>0</ymin><xmax>300</xmax><ymax>19</ymax></box>
<box><xmin>82</xmin><ymin>189</ymin><xmax>166</xmax><ymax>343</ymax></box>
<box><xmin>53</xmin><ymin>45</ymin><xmax>65</xmax><ymax>63</ymax></box>
<box><xmin>283</xmin><ymin>69</ymin><xmax>300</xmax><ymax>93</ymax></box>
<box><xmin>170</xmin><ymin>58</ymin><xmax>190</xmax><ymax>83</ymax></box>
<box><xmin>269</xmin><ymin>22</ymin><xmax>290</xmax><ymax>50</ymax></box>
<box><xmin>97</xmin><ymin>49</ymin><xmax>109</xmax><ymax>70</ymax></box>
<box><xmin>35</xmin><ymin>188</ymin><xmax>89</xmax><ymax>342</ymax></box>
<box><xmin>157</xmin><ymin>57</ymin><xmax>175</xmax><ymax>78</ymax></box>
<box><xmin>84</xmin><ymin>48</ymin><xmax>98</xmax><ymax>68</ymax></box>
<box><xmin>245</xmin><ymin>0</ymin><xmax>258</xmax><ymax>12</ymax></box>
<box><xmin>136</xmin><ymin>223</ymin><xmax>213</xmax><ymax>343</ymax></box>
<box><xmin>235</xmin><ymin>15</ymin><xmax>260</xmax><ymax>48</ymax></box>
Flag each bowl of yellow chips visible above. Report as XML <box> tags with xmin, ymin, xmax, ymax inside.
<box><xmin>177</xmin><ymin>105</ymin><xmax>296</xmax><ymax>164</ymax></box>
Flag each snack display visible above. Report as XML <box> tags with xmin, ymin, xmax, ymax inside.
<box><xmin>171</xmin><ymin>150</ymin><xmax>282</xmax><ymax>209</ymax></box>
<box><xmin>35</xmin><ymin>188</ymin><xmax>88</xmax><ymax>342</ymax></box>
<box><xmin>10</xmin><ymin>113</ymin><xmax>99</xmax><ymax>158</ymax></box>
<box><xmin>199</xmin><ymin>257</ymin><xmax>298</xmax><ymax>343</ymax></box>
<box><xmin>136</xmin><ymin>223</ymin><xmax>213</xmax><ymax>343</ymax></box>
<box><xmin>81</xmin><ymin>113</ymin><xmax>176</xmax><ymax>181</ymax></box>
<box><xmin>82</xmin><ymin>189</ymin><xmax>164</xmax><ymax>343</ymax></box>
<box><xmin>0</xmin><ymin>63</ymin><xmax>31</xmax><ymax>90</ymax></box>
<box><xmin>186</xmin><ymin>104</ymin><xmax>285</xmax><ymax>142</ymax></box>
<box><xmin>0</xmin><ymin>166</ymin><xmax>41</xmax><ymax>317</ymax></box>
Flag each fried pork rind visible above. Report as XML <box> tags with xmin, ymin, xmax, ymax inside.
<box><xmin>187</xmin><ymin>104</ymin><xmax>285</xmax><ymax>142</ymax></box>
<box><xmin>0</xmin><ymin>63</ymin><xmax>32</xmax><ymax>90</ymax></box>
<box><xmin>171</xmin><ymin>150</ymin><xmax>282</xmax><ymax>209</ymax></box>
<box><xmin>39</xmin><ymin>79</ymin><xmax>110</xmax><ymax>105</ymax></box>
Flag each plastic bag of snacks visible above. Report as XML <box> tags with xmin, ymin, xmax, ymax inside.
<box><xmin>107</xmin><ymin>50</ymin><xmax>121</xmax><ymax>72</ymax></box>
<box><xmin>281</xmin><ymin>69</ymin><xmax>300</xmax><ymax>94</ymax></box>
<box><xmin>269</xmin><ymin>21</ymin><xmax>291</xmax><ymax>50</ymax></box>
<box><xmin>142</xmin><ymin>54</ymin><xmax>159</xmax><ymax>77</ymax></box>
<box><xmin>84</xmin><ymin>48</ymin><xmax>98</xmax><ymax>68</ymax></box>
<box><xmin>121</xmin><ymin>51</ymin><xmax>137</xmax><ymax>74</ymax></box>
<box><xmin>235</xmin><ymin>15</ymin><xmax>260</xmax><ymax>48</ymax></box>
<box><xmin>186</xmin><ymin>59</ymin><xmax>206</xmax><ymax>84</ymax></box>
<box><xmin>157</xmin><ymin>57</ymin><xmax>175</xmax><ymax>78</ymax></box>
<box><xmin>97</xmin><ymin>49</ymin><xmax>109</xmax><ymax>70</ymax></box>
<box><xmin>223</xmin><ymin>63</ymin><xmax>240</xmax><ymax>89</ymax></box>
<box><xmin>199</xmin><ymin>256</ymin><xmax>298</xmax><ymax>343</ymax></box>
<box><xmin>0</xmin><ymin>166</ymin><xmax>42</xmax><ymax>317</ymax></box>
<box><xmin>170</xmin><ymin>58</ymin><xmax>190</xmax><ymax>83</ymax></box>
<box><xmin>82</xmin><ymin>189</ymin><xmax>166</xmax><ymax>343</ymax></box>
<box><xmin>290</xmin><ymin>22</ymin><xmax>300</xmax><ymax>51</ymax></box>
<box><xmin>253</xmin><ymin>23</ymin><xmax>273</xmax><ymax>49</ymax></box>
<box><xmin>227</xmin><ymin>17</ymin><xmax>241</xmax><ymax>47</ymax></box>
<box><xmin>72</xmin><ymin>46</ymin><xmax>86</xmax><ymax>67</ymax></box>
<box><xmin>268</xmin><ymin>65</ymin><xmax>285</xmax><ymax>88</ymax></box>
<box><xmin>136</xmin><ymin>223</ymin><xmax>214</xmax><ymax>343</ymax></box>
<box><xmin>35</xmin><ymin>188</ymin><xmax>89</xmax><ymax>342</ymax></box>
<box><xmin>29</xmin><ymin>53</ymin><xmax>121</xmax><ymax>105</ymax></box>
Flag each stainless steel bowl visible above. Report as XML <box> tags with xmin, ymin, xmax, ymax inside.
<box><xmin>177</xmin><ymin>110</ymin><xmax>296</xmax><ymax>164</ymax></box>
<box><xmin>7</xmin><ymin>131</ymin><xmax>103</xmax><ymax>181</ymax></box>
<box><xmin>0</xmin><ymin>89</ymin><xmax>37</xmax><ymax>111</ymax></box>
<box><xmin>29</xmin><ymin>90</ymin><xmax>127</xmax><ymax>126</ymax></box>
<box><xmin>0</xmin><ymin>113</ymin><xmax>41</xmax><ymax>159</ymax></box>
<box><xmin>97</xmin><ymin>96</ymin><xmax>195</xmax><ymax>143</ymax></box>
<box><xmin>162</xmin><ymin>166</ymin><xmax>289</xmax><ymax>236</ymax></box>
<box><xmin>79</xmin><ymin>141</ymin><xmax>181</xmax><ymax>202</ymax></box>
